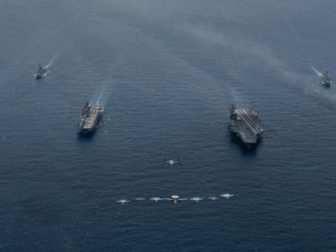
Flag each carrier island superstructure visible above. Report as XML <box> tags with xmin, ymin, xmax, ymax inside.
<box><xmin>229</xmin><ymin>105</ymin><xmax>263</xmax><ymax>149</ymax></box>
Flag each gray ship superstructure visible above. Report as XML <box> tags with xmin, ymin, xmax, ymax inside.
<box><xmin>78</xmin><ymin>102</ymin><xmax>103</xmax><ymax>134</ymax></box>
<box><xmin>229</xmin><ymin>105</ymin><xmax>263</xmax><ymax>149</ymax></box>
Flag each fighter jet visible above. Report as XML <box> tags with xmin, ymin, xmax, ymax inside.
<box><xmin>116</xmin><ymin>199</ymin><xmax>130</xmax><ymax>205</ymax></box>
<box><xmin>220</xmin><ymin>193</ymin><xmax>234</xmax><ymax>199</ymax></box>
<box><xmin>135</xmin><ymin>197</ymin><xmax>146</xmax><ymax>201</ymax></box>
<box><xmin>165</xmin><ymin>195</ymin><xmax>188</xmax><ymax>204</ymax></box>
<box><xmin>320</xmin><ymin>71</ymin><xmax>332</xmax><ymax>88</ymax></box>
<box><xmin>208</xmin><ymin>196</ymin><xmax>219</xmax><ymax>201</ymax></box>
<box><xmin>35</xmin><ymin>64</ymin><xmax>47</xmax><ymax>80</ymax></box>
<box><xmin>165</xmin><ymin>158</ymin><xmax>180</xmax><ymax>166</ymax></box>
<box><xmin>149</xmin><ymin>197</ymin><xmax>162</xmax><ymax>203</ymax></box>
<box><xmin>190</xmin><ymin>197</ymin><xmax>203</xmax><ymax>203</ymax></box>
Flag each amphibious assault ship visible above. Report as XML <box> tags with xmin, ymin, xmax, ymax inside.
<box><xmin>320</xmin><ymin>71</ymin><xmax>331</xmax><ymax>88</ymax></box>
<box><xmin>35</xmin><ymin>64</ymin><xmax>47</xmax><ymax>80</ymax></box>
<box><xmin>229</xmin><ymin>105</ymin><xmax>263</xmax><ymax>149</ymax></box>
<box><xmin>78</xmin><ymin>102</ymin><xmax>103</xmax><ymax>134</ymax></box>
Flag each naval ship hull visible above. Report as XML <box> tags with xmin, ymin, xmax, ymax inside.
<box><xmin>229</xmin><ymin>127</ymin><xmax>261</xmax><ymax>150</ymax></box>
<box><xmin>35</xmin><ymin>74</ymin><xmax>43</xmax><ymax>80</ymax></box>
<box><xmin>78</xmin><ymin>104</ymin><xmax>103</xmax><ymax>135</ymax></box>
<box><xmin>229</xmin><ymin>106</ymin><xmax>263</xmax><ymax>150</ymax></box>
<box><xmin>78</xmin><ymin>115</ymin><xmax>102</xmax><ymax>134</ymax></box>
<box><xmin>320</xmin><ymin>72</ymin><xmax>332</xmax><ymax>88</ymax></box>
<box><xmin>35</xmin><ymin>66</ymin><xmax>47</xmax><ymax>80</ymax></box>
<box><xmin>321</xmin><ymin>80</ymin><xmax>331</xmax><ymax>88</ymax></box>
<box><xmin>35</xmin><ymin>70</ymin><xmax>47</xmax><ymax>80</ymax></box>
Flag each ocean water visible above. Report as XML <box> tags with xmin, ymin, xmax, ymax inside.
<box><xmin>0</xmin><ymin>0</ymin><xmax>336</xmax><ymax>251</ymax></box>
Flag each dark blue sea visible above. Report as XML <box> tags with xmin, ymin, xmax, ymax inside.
<box><xmin>1</xmin><ymin>0</ymin><xmax>336</xmax><ymax>251</ymax></box>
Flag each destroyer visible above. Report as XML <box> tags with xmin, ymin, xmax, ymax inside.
<box><xmin>35</xmin><ymin>64</ymin><xmax>47</xmax><ymax>80</ymax></box>
<box><xmin>320</xmin><ymin>71</ymin><xmax>332</xmax><ymax>88</ymax></box>
<box><xmin>78</xmin><ymin>102</ymin><xmax>103</xmax><ymax>134</ymax></box>
<box><xmin>229</xmin><ymin>105</ymin><xmax>263</xmax><ymax>149</ymax></box>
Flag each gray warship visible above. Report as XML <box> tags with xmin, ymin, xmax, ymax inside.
<box><xmin>320</xmin><ymin>71</ymin><xmax>331</xmax><ymax>88</ymax></box>
<box><xmin>35</xmin><ymin>64</ymin><xmax>47</xmax><ymax>80</ymax></box>
<box><xmin>78</xmin><ymin>102</ymin><xmax>104</xmax><ymax>134</ymax></box>
<box><xmin>229</xmin><ymin>105</ymin><xmax>264</xmax><ymax>149</ymax></box>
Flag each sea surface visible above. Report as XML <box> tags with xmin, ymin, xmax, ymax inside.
<box><xmin>1</xmin><ymin>0</ymin><xmax>336</xmax><ymax>251</ymax></box>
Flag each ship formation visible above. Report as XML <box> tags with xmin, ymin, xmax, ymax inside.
<box><xmin>229</xmin><ymin>105</ymin><xmax>264</xmax><ymax>149</ymax></box>
<box><xmin>78</xmin><ymin>102</ymin><xmax>104</xmax><ymax>134</ymax></box>
<box><xmin>32</xmin><ymin>59</ymin><xmax>332</xmax><ymax>151</ymax></box>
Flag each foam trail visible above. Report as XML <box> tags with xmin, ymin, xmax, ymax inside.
<box><xmin>269</xmin><ymin>0</ymin><xmax>313</xmax><ymax>68</ymax></box>
<box><xmin>311</xmin><ymin>66</ymin><xmax>322</xmax><ymax>76</ymax></box>
<box><xmin>45</xmin><ymin>55</ymin><xmax>57</xmax><ymax>69</ymax></box>
<box><xmin>229</xmin><ymin>48</ymin><xmax>251</xmax><ymax>108</ymax></box>
<box><xmin>269</xmin><ymin>0</ymin><xmax>301</xmax><ymax>42</ymax></box>
<box><xmin>228</xmin><ymin>86</ymin><xmax>250</xmax><ymax>108</ymax></box>
<box><xmin>90</xmin><ymin>86</ymin><xmax>110</xmax><ymax>106</ymax></box>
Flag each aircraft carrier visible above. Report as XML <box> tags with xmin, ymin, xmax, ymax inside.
<box><xmin>78</xmin><ymin>102</ymin><xmax>103</xmax><ymax>134</ymax></box>
<box><xmin>229</xmin><ymin>105</ymin><xmax>263</xmax><ymax>149</ymax></box>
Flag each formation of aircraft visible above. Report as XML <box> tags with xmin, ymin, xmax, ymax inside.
<box><xmin>114</xmin><ymin>158</ymin><xmax>234</xmax><ymax>206</ymax></box>
<box><xmin>116</xmin><ymin>193</ymin><xmax>234</xmax><ymax>205</ymax></box>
